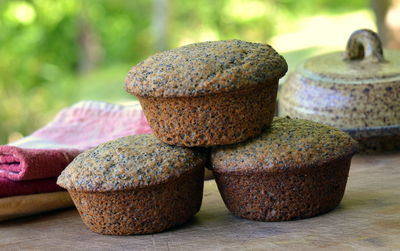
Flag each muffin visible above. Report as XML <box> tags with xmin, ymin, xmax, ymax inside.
<box><xmin>211</xmin><ymin>117</ymin><xmax>358</xmax><ymax>221</ymax></box>
<box><xmin>125</xmin><ymin>40</ymin><xmax>287</xmax><ymax>147</ymax></box>
<box><xmin>57</xmin><ymin>135</ymin><xmax>207</xmax><ymax>235</ymax></box>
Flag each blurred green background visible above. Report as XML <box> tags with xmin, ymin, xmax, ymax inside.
<box><xmin>0</xmin><ymin>0</ymin><xmax>383</xmax><ymax>144</ymax></box>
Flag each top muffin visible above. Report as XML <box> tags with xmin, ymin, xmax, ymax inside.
<box><xmin>211</xmin><ymin>117</ymin><xmax>358</xmax><ymax>173</ymax></box>
<box><xmin>57</xmin><ymin>135</ymin><xmax>207</xmax><ymax>192</ymax></box>
<box><xmin>125</xmin><ymin>39</ymin><xmax>287</xmax><ymax>98</ymax></box>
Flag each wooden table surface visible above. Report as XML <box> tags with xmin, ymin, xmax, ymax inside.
<box><xmin>0</xmin><ymin>153</ymin><xmax>399</xmax><ymax>250</ymax></box>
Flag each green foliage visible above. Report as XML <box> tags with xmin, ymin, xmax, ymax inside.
<box><xmin>275</xmin><ymin>0</ymin><xmax>368</xmax><ymax>15</ymax></box>
<box><xmin>0</xmin><ymin>0</ymin><xmax>368</xmax><ymax>144</ymax></box>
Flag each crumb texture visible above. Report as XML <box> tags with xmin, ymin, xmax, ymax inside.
<box><xmin>214</xmin><ymin>156</ymin><xmax>351</xmax><ymax>221</ymax></box>
<box><xmin>212</xmin><ymin>117</ymin><xmax>358</xmax><ymax>172</ymax></box>
<box><xmin>69</xmin><ymin>166</ymin><xmax>204</xmax><ymax>235</ymax></box>
<box><xmin>125</xmin><ymin>39</ymin><xmax>287</xmax><ymax>97</ymax></box>
<box><xmin>57</xmin><ymin>134</ymin><xmax>207</xmax><ymax>191</ymax></box>
<box><xmin>140</xmin><ymin>82</ymin><xmax>277</xmax><ymax>147</ymax></box>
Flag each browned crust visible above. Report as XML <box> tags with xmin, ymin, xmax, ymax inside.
<box><xmin>125</xmin><ymin>40</ymin><xmax>287</xmax><ymax>98</ymax></box>
<box><xmin>57</xmin><ymin>135</ymin><xmax>208</xmax><ymax>192</ymax></box>
<box><xmin>68</xmin><ymin>165</ymin><xmax>204</xmax><ymax>235</ymax></box>
<box><xmin>213</xmin><ymin>155</ymin><xmax>352</xmax><ymax>221</ymax></box>
<box><xmin>211</xmin><ymin>117</ymin><xmax>359</xmax><ymax>173</ymax></box>
<box><xmin>138</xmin><ymin>81</ymin><xmax>278</xmax><ymax>147</ymax></box>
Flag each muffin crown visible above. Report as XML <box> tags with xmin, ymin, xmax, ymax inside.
<box><xmin>57</xmin><ymin>135</ymin><xmax>207</xmax><ymax>192</ymax></box>
<box><xmin>125</xmin><ymin>39</ymin><xmax>287</xmax><ymax>97</ymax></box>
<box><xmin>211</xmin><ymin>117</ymin><xmax>358</xmax><ymax>173</ymax></box>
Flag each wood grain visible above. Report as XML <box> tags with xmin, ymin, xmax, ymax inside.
<box><xmin>0</xmin><ymin>153</ymin><xmax>399</xmax><ymax>250</ymax></box>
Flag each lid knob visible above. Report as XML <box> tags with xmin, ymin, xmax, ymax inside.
<box><xmin>344</xmin><ymin>29</ymin><xmax>386</xmax><ymax>63</ymax></box>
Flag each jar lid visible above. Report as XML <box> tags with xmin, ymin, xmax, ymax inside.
<box><xmin>299</xmin><ymin>29</ymin><xmax>400</xmax><ymax>84</ymax></box>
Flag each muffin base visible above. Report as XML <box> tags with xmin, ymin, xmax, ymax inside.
<box><xmin>138</xmin><ymin>81</ymin><xmax>278</xmax><ymax>147</ymax></box>
<box><xmin>68</xmin><ymin>166</ymin><xmax>204</xmax><ymax>235</ymax></box>
<box><xmin>213</xmin><ymin>156</ymin><xmax>352</xmax><ymax>221</ymax></box>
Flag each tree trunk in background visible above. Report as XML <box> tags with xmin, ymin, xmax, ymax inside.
<box><xmin>152</xmin><ymin>0</ymin><xmax>168</xmax><ymax>52</ymax></box>
<box><xmin>77</xmin><ymin>4</ymin><xmax>104</xmax><ymax>73</ymax></box>
<box><xmin>371</xmin><ymin>0</ymin><xmax>400</xmax><ymax>49</ymax></box>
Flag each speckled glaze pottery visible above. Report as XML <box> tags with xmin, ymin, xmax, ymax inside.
<box><xmin>279</xmin><ymin>29</ymin><xmax>400</xmax><ymax>152</ymax></box>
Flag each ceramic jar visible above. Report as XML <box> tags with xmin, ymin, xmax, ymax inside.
<box><xmin>279</xmin><ymin>29</ymin><xmax>400</xmax><ymax>151</ymax></box>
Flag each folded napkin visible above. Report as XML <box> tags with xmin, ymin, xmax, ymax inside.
<box><xmin>1</xmin><ymin>101</ymin><xmax>150</xmax><ymax>182</ymax></box>
<box><xmin>0</xmin><ymin>177</ymin><xmax>63</xmax><ymax>198</ymax></box>
<box><xmin>0</xmin><ymin>100</ymin><xmax>151</xmax><ymax>199</ymax></box>
<box><xmin>0</xmin><ymin>192</ymin><xmax>73</xmax><ymax>221</ymax></box>
<box><xmin>0</xmin><ymin>147</ymin><xmax>80</xmax><ymax>181</ymax></box>
<box><xmin>0</xmin><ymin>100</ymin><xmax>151</xmax><ymax>221</ymax></box>
<box><xmin>21</xmin><ymin>100</ymin><xmax>151</xmax><ymax>150</ymax></box>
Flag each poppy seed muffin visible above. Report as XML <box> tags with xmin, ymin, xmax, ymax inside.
<box><xmin>57</xmin><ymin>135</ymin><xmax>207</xmax><ymax>235</ymax></box>
<box><xmin>211</xmin><ymin>117</ymin><xmax>358</xmax><ymax>222</ymax></box>
<box><xmin>125</xmin><ymin>39</ymin><xmax>287</xmax><ymax>147</ymax></box>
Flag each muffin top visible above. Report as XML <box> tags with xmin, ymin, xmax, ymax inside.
<box><xmin>57</xmin><ymin>135</ymin><xmax>207</xmax><ymax>192</ymax></box>
<box><xmin>211</xmin><ymin>117</ymin><xmax>358</xmax><ymax>173</ymax></box>
<box><xmin>125</xmin><ymin>39</ymin><xmax>287</xmax><ymax>98</ymax></box>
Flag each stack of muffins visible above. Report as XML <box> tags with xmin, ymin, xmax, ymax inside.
<box><xmin>57</xmin><ymin>40</ymin><xmax>358</xmax><ymax>235</ymax></box>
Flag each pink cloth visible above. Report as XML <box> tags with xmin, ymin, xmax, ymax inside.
<box><xmin>0</xmin><ymin>177</ymin><xmax>63</xmax><ymax>198</ymax></box>
<box><xmin>12</xmin><ymin>101</ymin><xmax>152</xmax><ymax>151</ymax></box>
<box><xmin>0</xmin><ymin>101</ymin><xmax>151</xmax><ymax>197</ymax></box>
<box><xmin>0</xmin><ymin>147</ymin><xmax>80</xmax><ymax>181</ymax></box>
